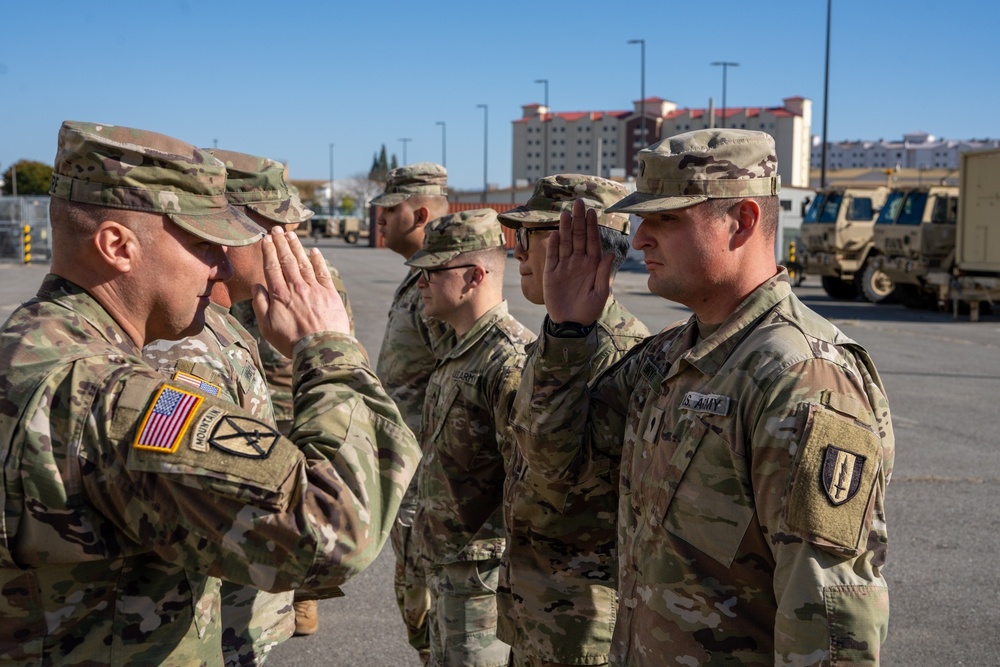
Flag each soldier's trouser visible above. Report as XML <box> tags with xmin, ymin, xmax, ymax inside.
<box><xmin>390</xmin><ymin>509</ymin><xmax>431</xmax><ymax>660</ymax></box>
<box><xmin>219</xmin><ymin>582</ymin><xmax>294</xmax><ymax>667</ymax></box>
<box><xmin>425</xmin><ymin>558</ymin><xmax>510</xmax><ymax>667</ymax></box>
<box><xmin>507</xmin><ymin>648</ymin><xmax>608</xmax><ymax>667</ymax></box>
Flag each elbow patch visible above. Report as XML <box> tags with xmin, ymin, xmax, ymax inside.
<box><xmin>787</xmin><ymin>404</ymin><xmax>882</xmax><ymax>553</ymax></box>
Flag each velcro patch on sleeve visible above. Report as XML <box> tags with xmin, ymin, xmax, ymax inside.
<box><xmin>172</xmin><ymin>370</ymin><xmax>223</xmax><ymax>397</ymax></box>
<box><xmin>134</xmin><ymin>385</ymin><xmax>204</xmax><ymax>454</ymax></box>
<box><xmin>787</xmin><ymin>404</ymin><xmax>881</xmax><ymax>552</ymax></box>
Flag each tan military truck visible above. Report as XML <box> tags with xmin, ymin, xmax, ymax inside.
<box><xmin>870</xmin><ymin>185</ymin><xmax>960</xmax><ymax>309</ymax></box>
<box><xmin>797</xmin><ymin>186</ymin><xmax>893</xmax><ymax>301</ymax></box>
<box><xmin>924</xmin><ymin>148</ymin><xmax>1000</xmax><ymax>320</ymax></box>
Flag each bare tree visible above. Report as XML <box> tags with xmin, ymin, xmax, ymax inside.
<box><xmin>341</xmin><ymin>172</ymin><xmax>385</xmax><ymax>215</ymax></box>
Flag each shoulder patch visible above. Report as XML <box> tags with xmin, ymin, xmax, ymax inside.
<box><xmin>135</xmin><ymin>386</ymin><xmax>203</xmax><ymax>454</ymax></box>
<box><xmin>173</xmin><ymin>370</ymin><xmax>222</xmax><ymax>397</ymax></box>
<box><xmin>209</xmin><ymin>416</ymin><xmax>280</xmax><ymax>459</ymax></box>
<box><xmin>787</xmin><ymin>404</ymin><xmax>881</xmax><ymax>552</ymax></box>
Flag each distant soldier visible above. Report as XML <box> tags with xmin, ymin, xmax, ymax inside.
<box><xmin>142</xmin><ymin>148</ymin><xmax>319</xmax><ymax>661</ymax></box>
<box><xmin>512</xmin><ymin>129</ymin><xmax>894</xmax><ymax>666</ymax></box>
<box><xmin>0</xmin><ymin>121</ymin><xmax>419</xmax><ymax>665</ymax></box>
<box><xmin>495</xmin><ymin>174</ymin><xmax>649</xmax><ymax>667</ymax></box>
<box><xmin>373</xmin><ymin>162</ymin><xmax>453</xmax><ymax>664</ymax></box>
<box><xmin>406</xmin><ymin>209</ymin><xmax>534</xmax><ymax>667</ymax></box>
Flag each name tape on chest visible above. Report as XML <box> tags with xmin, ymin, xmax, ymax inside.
<box><xmin>451</xmin><ymin>370</ymin><xmax>480</xmax><ymax>385</ymax></box>
<box><xmin>680</xmin><ymin>391</ymin><xmax>731</xmax><ymax>416</ymax></box>
<box><xmin>134</xmin><ymin>386</ymin><xmax>204</xmax><ymax>454</ymax></box>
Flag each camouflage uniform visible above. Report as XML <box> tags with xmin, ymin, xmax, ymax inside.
<box><xmin>512</xmin><ymin>131</ymin><xmax>894</xmax><ymax>666</ymax></box>
<box><xmin>373</xmin><ymin>163</ymin><xmax>453</xmax><ymax>660</ymax></box>
<box><xmin>0</xmin><ymin>122</ymin><xmax>419</xmax><ymax>666</ymax></box>
<box><xmin>406</xmin><ymin>210</ymin><xmax>535</xmax><ymax>667</ymax></box>
<box><xmin>495</xmin><ymin>175</ymin><xmax>650</xmax><ymax>666</ymax></box>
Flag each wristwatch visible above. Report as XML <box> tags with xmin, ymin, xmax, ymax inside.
<box><xmin>545</xmin><ymin>318</ymin><xmax>596</xmax><ymax>338</ymax></box>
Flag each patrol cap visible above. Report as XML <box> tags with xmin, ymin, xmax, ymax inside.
<box><xmin>371</xmin><ymin>162</ymin><xmax>448</xmax><ymax>208</ymax></box>
<box><xmin>207</xmin><ymin>148</ymin><xmax>314</xmax><ymax>225</ymax></box>
<box><xmin>607</xmin><ymin>128</ymin><xmax>781</xmax><ymax>214</ymax></box>
<box><xmin>49</xmin><ymin>121</ymin><xmax>264</xmax><ymax>247</ymax></box>
<box><xmin>498</xmin><ymin>173</ymin><xmax>631</xmax><ymax>233</ymax></box>
<box><xmin>405</xmin><ymin>208</ymin><xmax>504</xmax><ymax>269</ymax></box>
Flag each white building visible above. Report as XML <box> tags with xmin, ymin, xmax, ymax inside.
<box><xmin>511</xmin><ymin>96</ymin><xmax>813</xmax><ymax>188</ymax></box>
<box><xmin>811</xmin><ymin>132</ymin><xmax>1000</xmax><ymax>171</ymax></box>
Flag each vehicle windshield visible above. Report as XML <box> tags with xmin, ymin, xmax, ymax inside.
<box><xmin>896</xmin><ymin>192</ymin><xmax>928</xmax><ymax>226</ymax></box>
<box><xmin>803</xmin><ymin>192</ymin><xmax>841</xmax><ymax>223</ymax></box>
<box><xmin>876</xmin><ymin>192</ymin><xmax>905</xmax><ymax>225</ymax></box>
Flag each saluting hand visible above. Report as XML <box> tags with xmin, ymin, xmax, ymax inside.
<box><xmin>542</xmin><ymin>197</ymin><xmax>614</xmax><ymax>326</ymax></box>
<box><xmin>253</xmin><ymin>227</ymin><xmax>351</xmax><ymax>357</ymax></box>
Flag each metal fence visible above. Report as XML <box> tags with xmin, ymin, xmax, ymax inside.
<box><xmin>0</xmin><ymin>196</ymin><xmax>51</xmax><ymax>264</ymax></box>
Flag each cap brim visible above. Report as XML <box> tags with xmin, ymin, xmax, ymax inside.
<box><xmin>605</xmin><ymin>192</ymin><xmax>708</xmax><ymax>214</ymax></box>
<box><xmin>405</xmin><ymin>249</ymin><xmax>462</xmax><ymax>269</ymax></box>
<box><xmin>246</xmin><ymin>199</ymin><xmax>315</xmax><ymax>225</ymax></box>
<box><xmin>371</xmin><ymin>192</ymin><xmax>410</xmax><ymax>207</ymax></box>
<box><xmin>497</xmin><ymin>207</ymin><xmax>563</xmax><ymax>229</ymax></box>
<box><xmin>168</xmin><ymin>205</ymin><xmax>266</xmax><ymax>247</ymax></box>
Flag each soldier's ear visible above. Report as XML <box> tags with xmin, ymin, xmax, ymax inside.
<box><xmin>93</xmin><ymin>220</ymin><xmax>140</xmax><ymax>273</ymax></box>
<box><xmin>413</xmin><ymin>206</ymin><xmax>431</xmax><ymax>227</ymax></box>
<box><xmin>731</xmin><ymin>199</ymin><xmax>760</xmax><ymax>249</ymax></box>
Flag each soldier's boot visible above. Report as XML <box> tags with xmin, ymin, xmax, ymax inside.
<box><xmin>293</xmin><ymin>599</ymin><xmax>319</xmax><ymax>636</ymax></box>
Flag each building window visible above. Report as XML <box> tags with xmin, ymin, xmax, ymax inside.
<box><xmin>780</xmin><ymin>199</ymin><xmax>792</xmax><ymax>211</ymax></box>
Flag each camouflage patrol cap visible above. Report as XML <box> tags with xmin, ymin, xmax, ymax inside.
<box><xmin>607</xmin><ymin>128</ymin><xmax>781</xmax><ymax>214</ymax></box>
<box><xmin>207</xmin><ymin>148</ymin><xmax>314</xmax><ymax>225</ymax></box>
<box><xmin>405</xmin><ymin>208</ymin><xmax>504</xmax><ymax>269</ymax></box>
<box><xmin>371</xmin><ymin>162</ymin><xmax>448</xmax><ymax>208</ymax></box>
<box><xmin>498</xmin><ymin>173</ymin><xmax>631</xmax><ymax>233</ymax></box>
<box><xmin>49</xmin><ymin>121</ymin><xmax>264</xmax><ymax>246</ymax></box>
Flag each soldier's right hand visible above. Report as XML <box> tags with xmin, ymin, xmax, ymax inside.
<box><xmin>253</xmin><ymin>227</ymin><xmax>351</xmax><ymax>357</ymax></box>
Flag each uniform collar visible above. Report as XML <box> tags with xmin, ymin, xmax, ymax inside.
<box><xmin>37</xmin><ymin>274</ymin><xmax>140</xmax><ymax>356</ymax></box>
<box><xmin>446</xmin><ymin>300</ymin><xmax>510</xmax><ymax>360</ymax></box>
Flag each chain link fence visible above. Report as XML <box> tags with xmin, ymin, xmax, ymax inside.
<box><xmin>0</xmin><ymin>196</ymin><xmax>51</xmax><ymax>264</ymax></box>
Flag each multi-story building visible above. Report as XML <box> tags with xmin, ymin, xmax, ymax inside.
<box><xmin>811</xmin><ymin>132</ymin><xmax>1000</xmax><ymax>171</ymax></box>
<box><xmin>511</xmin><ymin>96</ymin><xmax>812</xmax><ymax>188</ymax></box>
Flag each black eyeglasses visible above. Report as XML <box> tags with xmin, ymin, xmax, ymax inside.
<box><xmin>418</xmin><ymin>264</ymin><xmax>482</xmax><ymax>282</ymax></box>
<box><xmin>514</xmin><ymin>225</ymin><xmax>560</xmax><ymax>251</ymax></box>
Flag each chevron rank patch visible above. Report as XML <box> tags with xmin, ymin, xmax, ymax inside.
<box><xmin>134</xmin><ymin>386</ymin><xmax>204</xmax><ymax>454</ymax></box>
<box><xmin>172</xmin><ymin>370</ymin><xmax>222</xmax><ymax>397</ymax></box>
<box><xmin>209</xmin><ymin>416</ymin><xmax>280</xmax><ymax>459</ymax></box>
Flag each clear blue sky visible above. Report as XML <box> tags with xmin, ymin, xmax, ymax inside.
<box><xmin>1</xmin><ymin>0</ymin><xmax>995</xmax><ymax>191</ymax></box>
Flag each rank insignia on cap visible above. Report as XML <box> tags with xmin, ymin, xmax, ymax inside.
<box><xmin>209</xmin><ymin>416</ymin><xmax>280</xmax><ymax>459</ymax></box>
<box><xmin>135</xmin><ymin>386</ymin><xmax>204</xmax><ymax>454</ymax></box>
<box><xmin>172</xmin><ymin>370</ymin><xmax>222</xmax><ymax>397</ymax></box>
<box><xmin>821</xmin><ymin>446</ymin><xmax>867</xmax><ymax>506</ymax></box>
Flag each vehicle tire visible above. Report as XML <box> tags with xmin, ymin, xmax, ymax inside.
<box><xmin>896</xmin><ymin>284</ymin><xmax>937</xmax><ymax>310</ymax></box>
<box><xmin>858</xmin><ymin>260</ymin><xmax>896</xmax><ymax>303</ymax></box>
<box><xmin>344</xmin><ymin>231</ymin><xmax>359</xmax><ymax>244</ymax></box>
<box><xmin>821</xmin><ymin>276</ymin><xmax>859</xmax><ymax>301</ymax></box>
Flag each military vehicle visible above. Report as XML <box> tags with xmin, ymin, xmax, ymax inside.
<box><xmin>797</xmin><ymin>186</ymin><xmax>893</xmax><ymax>301</ymax></box>
<box><xmin>870</xmin><ymin>185</ymin><xmax>959</xmax><ymax>309</ymax></box>
<box><xmin>923</xmin><ymin>149</ymin><xmax>1000</xmax><ymax>320</ymax></box>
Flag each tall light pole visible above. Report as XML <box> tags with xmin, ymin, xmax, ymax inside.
<box><xmin>436</xmin><ymin>121</ymin><xmax>447</xmax><ymax>168</ymax></box>
<box><xmin>328</xmin><ymin>142</ymin><xmax>335</xmax><ymax>217</ymax></box>
<box><xmin>627</xmin><ymin>39</ymin><xmax>645</xmax><ymax>176</ymax></box>
<box><xmin>710</xmin><ymin>61</ymin><xmax>739</xmax><ymax>128</ymax></box>
<box><xmin>477</xmin><ymin>104</ymin><xmax>488</xmax><ymax>202</ymax></box>
<box><xmin>534</xmin><ymin>78</ymin><xmax>549</xmax><ymax>178</ymax></box>
<box><xmin>399</xmin><ymin>138</ymin><xmax>411</xmax><ymax>165</ymax></box>
<box><xmin>821</xmin><ymin>0</ymin><xmax>832</xmax><ymax>189</ymax></box>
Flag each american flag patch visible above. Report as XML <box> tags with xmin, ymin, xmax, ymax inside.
<box><xmin>172</xmin><ymin>370</ymin><xmax>222</xmax><ymax>396</ymax></box>
<box><xmin>134</xmin><ymin>386</ymin><xmax>203</xmax><ymax>453</ymax></box>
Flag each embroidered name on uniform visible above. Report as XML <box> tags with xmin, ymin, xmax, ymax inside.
<box><xmin>172</xmin><ymin>370</ymin><xmax>222</xmax><ymax>397</ymax></box>
<box><xmin>821</xmin><ymin>446</ymin><xmax>866</xmax><ymax>505</ymax></box>
<box><xmin>209</xmin><ymin>416</ymin><xmax>280</xmax><ymax>459</ymax></box>
<box><xmin>452</xmin><ymin>370</ymin><xmax>480</xmax><ymax>385</ymax></box>
<box><xmin>134</xmin><ymin>386</ymin><xmax>203</xmax><ymax>454</ymax></box>
<box><xmin>640</xmin><ymin>359</ymin><xmax>664</xmax><ymax>386</ymax></box>
<box><xmin>680</xmin><ymin>391</ymin><xmax>731</xmax><ymax>416</ymax></box>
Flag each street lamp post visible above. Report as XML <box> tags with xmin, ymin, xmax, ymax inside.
<box><xmin>627</xmin><ymin>39</ymin><xmax>646</xmax><ymax>175</ymax></box>
<box><xmin>534</xmin><ymin>78</ymin><xmax>549</xmax><ymax>178</ymax></box>
<box><xmin>477</xmin><ymin>104</ymin><xmax>488</xmax><ymax>203</ymax></box>
<box><xmin>821</xmin><ymin>0</ymin><xmax>832</xmax><ymax>189</ymax></box>
<box><xmin>436</xmin><ymin>121</ymin><xmax>447</xmax><ymax>168</ymax></box>
<box><xmin>328</xmin><ymin>143</ymin><xmax>335</xmax><ymax>217</ymax></box>
<box><xmin>399</xmin><ymin>138</ymin><xmax>411</xmax><ymax>165</ymax></box>
<box><xmin>710</xmin><ymin>61</ymin><xmax>739</xmax><ymax>128</ymax></box>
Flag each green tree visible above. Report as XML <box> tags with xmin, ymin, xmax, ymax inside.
<box><xmin>390</xmin><ymin>154</ymin><xmax>399</xmax><ymax>170</ymax></box>
<box><xmin>2</xmin><ymin>160</ymin><xmax>53</xmax><ymax>196</ymax></box>
<box><xmin>368</xmin><ymin>145</ymin><xmax>390</xmax><ymax>182</ymax></box>
<box><xmin>339</xmin><ymin>194</ymin><xmax>356</xmax><ymax>213</ymax></box>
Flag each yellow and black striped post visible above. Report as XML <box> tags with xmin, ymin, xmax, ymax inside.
<box><xmin>23</xmin><ymin>224</ymin><xmax>31</xmax><ymax>264</ymax></box>
<box><xmin>787</xmin><ymin>240</ymin><xmax>797</xmax><ymax>283</ymax></box>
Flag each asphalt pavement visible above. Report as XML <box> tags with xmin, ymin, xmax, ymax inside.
<box><xmin>3</xmin><ymin>240</ymin><xmax>999</xmax><ymax>666</ymax></box>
